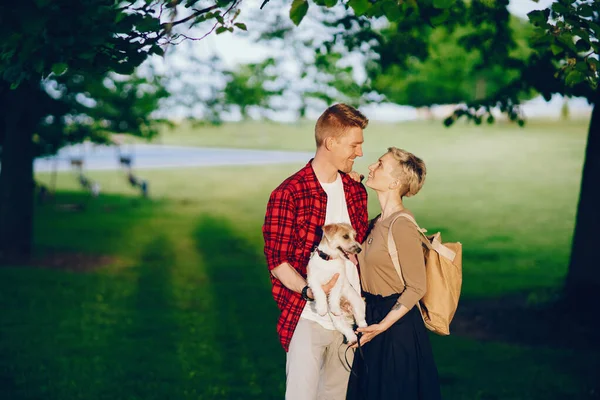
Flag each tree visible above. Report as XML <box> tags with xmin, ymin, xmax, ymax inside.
<box><xmin>525</xmin><ymin>0</ymin><xmax>599</xmax><ymax>307</ymax></box>
<box><xmin>0</xmin><ymin>0</ymin><xmax>248</xmax><ymax>261</ymax></box>
<box><xmin>367</xmin><ymin>17</ymin><xmax>534</xmax><ymax>110</ymax></box>
<box><xmin>270</xmin><ymin>0</ymin><xmax>599</xmax><ymax>305</ymax></box>
<box><xmin>222</xmin><ymin>58</ymin><xmax>285</xmax><ymax>118</ymax></box>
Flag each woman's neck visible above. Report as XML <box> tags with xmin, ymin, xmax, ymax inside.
<box><xmin>377</xmin><ymin>191</ymin><xmax>404</xmax><ymax>220</ymax></box>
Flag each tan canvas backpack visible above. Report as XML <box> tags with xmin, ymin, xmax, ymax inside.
<box><xmin>387</xmin><ymin>212</ymin><xmax>462</xmax><ymax>335</ymax></box>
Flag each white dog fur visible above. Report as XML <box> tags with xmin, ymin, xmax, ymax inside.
<box><xmin>306</xmin><ymin>223</ymin><xmax>367</xmax><ymax>343</ymax></box>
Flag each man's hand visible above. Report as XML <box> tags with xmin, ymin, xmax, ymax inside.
<box><xmin>322</xmin><ymin>273</ymin><xmax>339</xmax><ymax>294</ymax></box>
<box><xmin>307</xmin><ymin>273</ymin><xmax>339</xmax><ymax>299</ymax></box>
<box><xmin>347</xmin><ymin>171</ymin><xmax>364</xmax><ymax>183</ymax></box>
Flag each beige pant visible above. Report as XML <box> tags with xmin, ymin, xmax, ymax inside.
<box><xmin>285</xmin><ymin>318</ymin><xmax>354</xmax><ymax>400</ymax></box>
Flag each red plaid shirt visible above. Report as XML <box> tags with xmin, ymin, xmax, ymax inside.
<box><xmin>263</xmin><ymin>160</ymin><xmax>368</xmax><ymax>351</ymax></box>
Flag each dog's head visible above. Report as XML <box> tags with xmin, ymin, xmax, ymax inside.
<box><xmin>321</xmin><ymin>223</ymin><xmax>362</xmax><ymax>258</ymax></box>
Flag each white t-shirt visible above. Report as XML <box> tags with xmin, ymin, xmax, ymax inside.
<box><xmin>300</xmin><ymin>173</ymin><xmax>362</xmax><ymax>330</ymax></box>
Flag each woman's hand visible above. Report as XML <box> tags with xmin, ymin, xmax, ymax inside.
<box><xmin>347</xmin><ymin>171</ymin><xmax>364</xmax><ymax>183</ymax></box>
<box><xmin>350</xmin><ymin>322</ymin><xmax>389</xmax><ymax>348</ymax></box>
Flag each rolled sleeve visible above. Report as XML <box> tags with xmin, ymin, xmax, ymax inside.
<box><xmin>394</xmin><ymin>220</ymin><xmax>427</xmax><ymax>310</ymax></box>
<box><xmin>263</xmin><ymin>189</ymin><xmax>296</xmax><ymax>271</ymax></box>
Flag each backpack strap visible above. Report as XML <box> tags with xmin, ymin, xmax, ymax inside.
<box><xmin>387</xmin><ymin>212</ymin><xmax>424</xmax><ymax>316</ymax></box>
<box><xmin>392</xmin><ymin>212</ymin><xmax>457</xmax><ymax>262</ymax></box>
<box><xmin>387</xmin><ymin>213</ymin><xmax>411</xmax><ymax>287</ymax></box>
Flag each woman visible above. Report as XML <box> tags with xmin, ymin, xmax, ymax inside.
<box><xmin>346</xmin><ymin>147</ymin><xmax>441</xmax><ymax>400</ymax></box>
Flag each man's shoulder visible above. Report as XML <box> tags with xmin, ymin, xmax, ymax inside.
<box><xmin>271</xmin><ymin>164</ymin><xmax>312</xmax><ymax>196</ymax></box>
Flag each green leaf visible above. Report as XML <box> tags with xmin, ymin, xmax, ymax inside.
<box><xmin>151</xmin><ymin>45</ymin><xmax>165</xmax><ymax>56</ymax></box>
<box><xmin>565</xmin><ymin>70</ymin><xmax>586</xmax><ymax>87</ymax></box>
<box><xmin>429</xmin><ymin>10</ymin><xmax>450</xmax><ymax>26</ymax></box>
<box><xmin>433</xmin><ymin>0</ymin><xmax>453</xmax><ymax>9</ymax></box>
<box><xmin>588</xmin><ymin>22</ymin><xmax>600</xmax><ymax>35</ymax></box>
<box><xmin>51</xmin><ymin>63</ymin><xmax>68</xmax><ymax>75</ymax></box>
<box><xmin>550</xmin><ymin>43</ymin><xmax>563</xmax><ymax>55</ymax></box>
<box><xmin>382</xmin><ymin>0</ymin><xmax>402</xmax><ymax>21</ymax></box>
<box><xmin>575</xmin><ymin>61</ymin><xmax>589</xmax><ymax>73</ymax></box>
<box><xmin>113</xmin><ymin>62</ymin><xmax>136</xmax><ymax>75</ymax></box>
<box><xmin>136</xmin><ymin>15</ymin><xmax>161</xmax><ymax>32</ymax></box>
<box><xmin>558</xmin><ymin>33</ymin><xmax>578</xmax><ymax>52</ymax></box>
<box><xmin>290</xmin><ymin>0</ymin><xmax>309</xmax><ymax>26</ymax></box>
<box><xmin>575</xmin><ymin>38</ymin><xmax>590</xmax><ymax>52</ymax></box>
<box><xmin>313</xmin><ymin>0</ymin><xmax>337</xmax><ymax>6</ymax></box>
<box><xmin>551</xmin><ymin>2</ymin><xmax>571</xmax><ymax>16</ymax></box>
<box><xmin>578</xmin><ymin>4</ymin><xmax>594</xmax><ymax>18</ymax></box>
<box><xmin>216</xmin><ymin>26</ymin><xmax>228</xmax><ymax>34</ymax></box>
<box><xmin>348</xmin><ymin>0</ymin><xmax>371</xmax><ymax>16</ymax></box>
<box><xmin>527</xmin><ymin>9</ymin><xmax>550</xmax><ymax>27</ymax></box>
<box><xmin>234</xmin><ymin>22</ymin><xmax>247</xmax><ymax>31</ymax></box>
<box><xmin>115</xmin><ymin>12</ymin><xmax>126</xmax><ymax>24</ymax></box>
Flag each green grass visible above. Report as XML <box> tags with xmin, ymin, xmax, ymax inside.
<box><xmin>1</xmin><ymin>120</ymin><xmax>597</xmax><ymax>399</ymax></box>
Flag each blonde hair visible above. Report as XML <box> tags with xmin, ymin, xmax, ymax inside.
<box><xmin>315</xmin><ymin>103</ymin><xmax>369</xmax><ymax>147</ymax></box>
<box><xmin>387</xmin><ymin>147</ymin><xmax>426</xmax><ymax>197</ymax></box>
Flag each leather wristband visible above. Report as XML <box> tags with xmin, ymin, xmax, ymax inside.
<box><xmin>301</xmin><ymin>285</ymin><xmax>313</xmax><ymax>301</ymax></box>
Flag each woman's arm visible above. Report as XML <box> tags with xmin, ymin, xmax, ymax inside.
<box><xmin>350</xmin><ymin>302</ymin><xmax>410</xmax><ymax>347</ymax></box>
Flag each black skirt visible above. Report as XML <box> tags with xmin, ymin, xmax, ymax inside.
<box><xmin>346</xmin><ymin>292</ymin><xmax>442</xmax><ymax>400</ymax></box>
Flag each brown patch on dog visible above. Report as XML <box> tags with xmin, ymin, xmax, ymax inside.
<box><xmin>322</xmin><ymin>224</ymin><xmax>341</xmax><ymax>241</ymax></box>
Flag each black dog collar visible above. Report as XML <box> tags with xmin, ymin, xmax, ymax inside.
<box><xmin>315</xmin><ymin>248</ymin><xmax>333</xmax><ymax>261</ymax></box>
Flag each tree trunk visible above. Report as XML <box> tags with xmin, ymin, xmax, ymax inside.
<box><xmin>0</xmin><ymin>82</ymin><xmax>37</xmax><ymax>262</ymax></box>
<box><xmin>564</xmin><ymin>88</ymin><xmax>600</xmax><ymax>308</ymax></box>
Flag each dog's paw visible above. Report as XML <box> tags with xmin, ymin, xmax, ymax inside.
<box><xmin>330</xmin><ymin>307</ymin><xmax>342</xmax><ymax>316</ymax></box>
<box><xmin>316</xmin><ymin>305</ymin><xmax>328</xmax><ymax>316</ymax></box>
<box><xmin>345</xmin><ymin>332</ymin><xmax>358</xmax><ymax>344</ymax></box>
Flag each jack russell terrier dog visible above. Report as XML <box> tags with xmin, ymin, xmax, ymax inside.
<box><xmin>307</xmin><ymin>223</ymin><xmax>367</xmax><ymax>343</ymax></box>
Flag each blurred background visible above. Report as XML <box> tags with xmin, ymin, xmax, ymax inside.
<box><xmin>1</xmin><ymin>0</ymin><xmax>599</xmax><ymax>399</ymax></box>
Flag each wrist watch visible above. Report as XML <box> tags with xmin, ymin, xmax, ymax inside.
<box><xmin>301</xmin><ymin>285</ymin><xmax>313</xmax><ymax>301</ymax></box>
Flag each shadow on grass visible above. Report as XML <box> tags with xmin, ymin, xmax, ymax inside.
<box><xmin>192</xmin><ymin>215</ymin><xmax>284</xmax><ymax>399</ymax></box>
<box><xmin>452</xmin><ymin>289</ymin><xmax>599</xmax><ymax>351</ymax></box>
<box><xmin>98</xmin><ymin>234</ymin><xmax>184</xmax><ymax>398</ymax></box>
<box><xmin>33</xmin><ymin>191</ymin><xmax>160</xmax><ymax>258</ymax></box>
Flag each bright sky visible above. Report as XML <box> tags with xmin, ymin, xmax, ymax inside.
<box><xmin>160</xmin><ymin>0</ymin><xmax>590</xmax><ymax>121</ymax></box>
<box><xmin>190</xmin><ymin>0</ymin><xmax>558</xmax><ymax>67</ymax></box>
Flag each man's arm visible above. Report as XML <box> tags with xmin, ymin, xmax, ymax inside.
<box><xmin>263</xmin><ymin>188</ymin><xmax>338</xmax><ymax>298</ymax></box>
<box><xmin>271</xmin><ymin>262</ymin><xmax>338</xmax><ymax>299</ymax></box>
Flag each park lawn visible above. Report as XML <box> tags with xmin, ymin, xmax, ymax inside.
<box><xmin>147</xmin><ymin>118</ymin><xmax>590</xmax><ymax>152</ymax></box>
<box><xmin>1</xmin><ymin>120</ymin><xmax>598</xmax><ymax>399</ymax></box>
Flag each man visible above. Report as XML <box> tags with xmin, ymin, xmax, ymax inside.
<box><xmin>263</xmin><ymin>104</ymin><xmax>370</xmax><ymax>400</ymax></box>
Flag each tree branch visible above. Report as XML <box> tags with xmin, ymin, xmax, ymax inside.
<box><xmin>168</xmin><ymin>4</ymin><xmax>220</xmax><ymax>28</ymax></box>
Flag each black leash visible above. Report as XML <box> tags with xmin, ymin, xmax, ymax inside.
<box><xmin>344</xmin><ymin>331</ymin><xmax>368</xmax><ymax>378</ymax></box>
<box><xmin>343</xmin><ymin>331</ymin><xmax>369</xmax><ymax>400</ymax></box>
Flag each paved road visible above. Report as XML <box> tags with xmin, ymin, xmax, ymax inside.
<box><xmin>34</xmin><ymin>143</ymin><xmax>313</xmax><ymax>172</ymax></box>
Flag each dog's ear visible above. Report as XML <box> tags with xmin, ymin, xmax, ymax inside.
<box><xmin>322</xmin><ymin>224</ymin><xmax>339</xmax><ymax>242</ymax></box>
